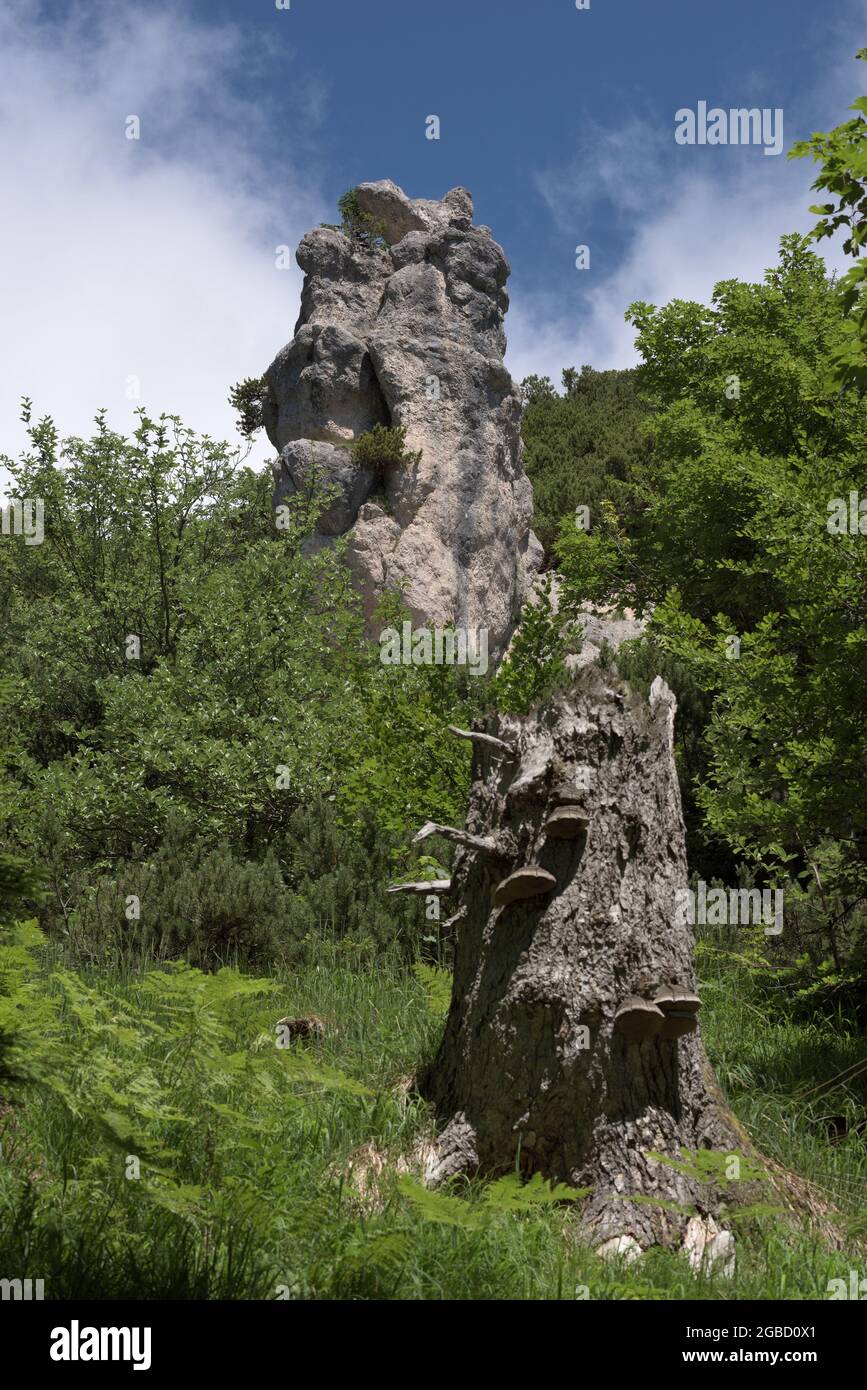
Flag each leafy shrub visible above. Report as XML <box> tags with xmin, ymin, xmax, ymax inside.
<box><xmin>491</xmin><ymin>576</ymin><xmax>571</xmax><ymax>715</ymax></box>
<box><xmin>58</xmin><ymin>827</ymin><xmax>290</xmax><ymax>970</ymax></box>
<box><xmin>520</xmin><ymin>365</ymin><xmax>649</xmax><ymax>557</ymax></box>
<box><xmin>228</xmin><ymin>376</ymin><xmax>267</xmax><ymax>439</ymax></box>
<box><xmin>322</xmin><ymin>188</ymin><xmax>388</xmax><ymax>250</ymax></box>
<box><xmin>42</xmin><ymin>800</ymin><xmax>425</xmax><ymax>971</ymax></box>
<box><xmin>0</xmin><ymin>936</ymin><xmax>374</xmax><ymax>1298</ymax></box>
<box><xmin>351</xmin><ymin>423</ymin><xmax>421</xmax><ymax>475</ymax></box>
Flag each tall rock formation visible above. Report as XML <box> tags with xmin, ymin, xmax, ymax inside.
<box><xmin>262</xmin><ymin>180</ymin><xmax>542</xmax><ymax>657</ymax></box>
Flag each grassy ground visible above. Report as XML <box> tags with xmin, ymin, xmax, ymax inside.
<box><xmin>0</xmin><ymin>934</ymin><xmax>864</xmax><ymax>1300</ymax></box>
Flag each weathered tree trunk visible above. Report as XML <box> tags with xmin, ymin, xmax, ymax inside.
<box><xmin>419</xmin><ymin>667</ymin><xmax>757</xmax><ymax>1250</ymax></box>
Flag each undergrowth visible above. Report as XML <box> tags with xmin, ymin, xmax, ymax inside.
<box><xmin>0</xmin><ymin>925</ymin><xmax>863</xmax><ymax>1300</ymax></box>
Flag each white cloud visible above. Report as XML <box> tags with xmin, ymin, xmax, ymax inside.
<box><xmin>506</xmin><ymin>21</ymin><xmax>864</xmax><ymax>387</ymax></box>
<box><xmin>0</xmin><ymin>1</ymin><xmax>326</xmax><ymax>489</ymax></box>
<box><xmin>506</xmin><ymin>161</ymin><xmax>845</xmax><ymax>386</ymax></box>
<box><xmin>3</xmin><ymin>0</ymin><xmax>864</xmax><ymax>496</ymax></box>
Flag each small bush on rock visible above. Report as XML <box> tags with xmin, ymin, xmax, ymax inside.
<box><xmin>352</xmin><ymin>424</ymin><xmax>421</xmax><ymax>475</ymax></box>
<box><xmin>334</xmin><ymin>189</ymin><xmax>387</xmax><ymax>250</ymax></box>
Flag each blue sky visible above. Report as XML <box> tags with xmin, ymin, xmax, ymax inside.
<box><xmin>0</xmin><ymin>0</ymin><xmax>864</xmax><ymax>477</ymax></box>
<box><xmin>211</xmin><ymin>0</ymin><xmax>838</xmax><ymax>291</ymax></box>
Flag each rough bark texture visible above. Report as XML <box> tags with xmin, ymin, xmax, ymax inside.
<box><xmin>420</xmin><ymin>667</ymin><xmax>755</xmax><ymax>1249</ymax></box>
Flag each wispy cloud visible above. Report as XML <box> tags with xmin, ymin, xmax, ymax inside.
<box><xmin>507</xmin><ymin>15</ymin><xmax>864</xmax><ymax>387</ymax></box>
<box><xmin>532</xmin><ymin>114</ymin><xmax>669</xmax><ymax>233</ymax></box>
<box><xmin>3</xmin><ymin>0</ymin><xmax>864</xmax><ymax>485</ymax></box>
<box><xmin>0</xmin><ymin>0</ymin><xmax>326</xmax><ymax>482</ymax></box>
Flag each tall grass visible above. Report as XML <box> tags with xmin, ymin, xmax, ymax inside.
<box><xmin>0</xmin><ymin>934</ymin><xmax>863</xmax><ymax>1300</ymax></box>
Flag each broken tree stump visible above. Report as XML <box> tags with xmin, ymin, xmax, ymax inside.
<box><xmin>419</xmin><ymin>666</ymin><xmax>765</xmax><ymax>1249</ymax></box>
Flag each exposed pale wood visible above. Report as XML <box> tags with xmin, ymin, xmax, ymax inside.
<box><xmin>447</xmin><ymin>725</ymin><xmax>516</xmax><ymax>757</ymax></box>
<box><xmin>412</xmin><ymin>820</ymin><xmax>500</xmax><ymax>856</ymax></box>
<box><xmin>387</xmin><ymin>879</ymin><xmax>452</xmax><ymax>896</ymax></box>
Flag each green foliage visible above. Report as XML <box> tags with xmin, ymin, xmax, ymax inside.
<box><xmin>351</xmin><ymin>423</ymin><xmax>421</xmax><ymax>474</ymax></box>
<box><xmin>0</xmin><ymin>940</ymin><xmax>863</xmax><ymax>1298</ymax></box>
<box><xmin>0</xmin><ymin>938</ymin><xmax>381</xmax><ymax>1296</ymax></box>
<box><xmin>520</xmin><ymin>374</ymin><xmax>557</xmax><ymax>405</ymax></box>
<box><xmin>228</xmin><ymin>376</ymin><xmax>267</xmax><ymax>439</ymax></box>
<box><xmin>555</xmin><ymin>234</ymin><xmax>867</xmax><ymax>980</ymax></box>
<box><xmin>520</xmin><ymin>365</ymin><xmax>648</xmax><ymax>555</ymax></box>
<box><xmin>647</xmin><ymin>1147</ymin><xmax>770</xmax><ymax>1187</ymax></box>
<box><xmin>0</xmin><ymin>407</ymin><xmax>476</xmax><ymax>968</ymax></box>
<box><xmin>0</xmin><ymin>920</ymin><xmax>57</xmax><ymax>1087</ymax></box>
<box><xmin>491</xmin><ymin>575</ymin><xmax>571</xmax><ymax>715</ymax></box>
<box><xmin>790</xmin><ymin>49</ymin><xmax>867</xmax><ymax>392</ymax></box>
<box><xmin>612</xmin><ymin>637</ymin><xmax>735</xmax><ymax>882</ymax></box>
<box><xmin>483</xmin><ymin>1172</ymin><xmax>593</xmax><ymax>1210</ymax></box>
<box><xmin>0</xmin><ymin>673</ymin><xmax>46</xmax><ymax>1084</ymax></box>
<box><xmin>0</xmin><ymin>813</ymin><xmax>43</xmax><ymax>929</ymax></box>
<box><xmin>412</xmin><ymin>963</ymin><xmax>452</xmax><ymax>1019</ymax></box>
<box><xmin>397</xmin><ymin>1172</ymin><xmax>590</xmax><ymax>1232</ymax></box>
<box><xmin>336</xmin><ymin>586</ymin><xmax>477</xmax><ymax>840</ymax></box>
<box><xmin>54</xmin><ymin>824</ymin><xmax>292</xmax><ymax>969</ymax></box>
<box><xmin>332</xmin><ymin>188</ymin><xmax>388</xmax><ymax>250</ymax></box>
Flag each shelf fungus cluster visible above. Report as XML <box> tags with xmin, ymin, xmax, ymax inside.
<box><xmin>388</xmin><ymin>726</ymin><xmax>592</xmax><ymax>913</ymax></box>
<box><xmin>613</xmin><ymin>987</ymin><xmax>702</xmax><ymax>1042</ymax></box>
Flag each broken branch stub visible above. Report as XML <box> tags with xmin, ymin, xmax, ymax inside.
<box><xmin>447</xmin><ymin>725</ymin><xmax>516</xmax><ymax>758</ymax></box>
<box><xmin>412</xmin><ymin>821</ymin><xmax>500</xmax><ymax>857</ymax></box>
<box><xmin>387</xmin><ymin>879</ymin><xmax>452</xmax><ymax>896</ymax></box>
<box><xmin>441</xmin><ymin>905</ymin><xmax>468</xmax><ymax>935</ymax></box>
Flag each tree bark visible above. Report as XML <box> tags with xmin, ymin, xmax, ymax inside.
<box><xmin>419</xmin><ymin>667</ymin><xmax>761</xmax><ymax>1249</ymax></box>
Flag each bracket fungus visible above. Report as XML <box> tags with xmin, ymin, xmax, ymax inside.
<box><xmin>544</xmin><ymin>806</ymin><xmax>590</xmax><ymax>839</ymax></box>
<box><xmin>492</xmin><ymin>866</ymin><xmax>557</xmax><ymax>909</ymax></box>
<box><xmin>653</xmin><ymin>985</ymin><xmax>702</xmax><ymax>1039</ymax></box>
<box><xmin>613</xmin><ymin>995</ymin><xmax>666</xmax><ymax>1042</ymax></box>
